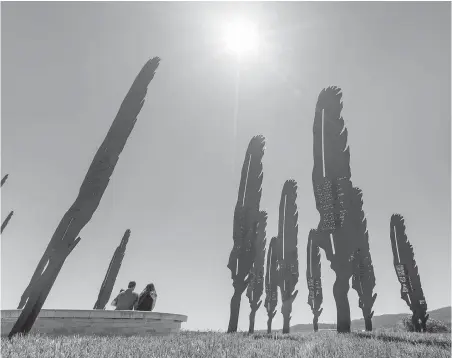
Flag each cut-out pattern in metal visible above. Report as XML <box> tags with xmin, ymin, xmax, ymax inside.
<box><xmin>306</xmin><ymin>229</ymin><xmax>323</xmax><ymax>332</ymax></box>
<box><xmin>264</xmin><ymin>236</ymin><xmax>278</xmax><ymax>333</ymax></box>
<box><xmin>227</xmin><ymin>135</ymin><xmax>265</xmax><ymax>333</ymax></box>
<box><xmin>390</xmin><ymin>214</ymin><xmax>429</xmax><ymax>332</ymax></box>
<box><xmin>8</xmin><ymin>57</ymin><xmax>161</xmax><ymax>339</ymax></box>
<box><xmin>276</xmin><ymin>180</ymin><xmax>299</xmax><ymax>334</ymax></box>
<box><xmin>246</xmin><ymin>211</ymin><xmax>267</xmax><ymax>333</ymax></box>
<box><xmin>93</xmin><ymin>229</ymin><xmax>131</xmax><ymax>310</ymax></box>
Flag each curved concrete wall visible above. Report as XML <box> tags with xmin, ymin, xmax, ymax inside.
<box><xmin>1</xmin><ymin>309</ymin><xmax>188</xmax><ymax>337</ymax></box>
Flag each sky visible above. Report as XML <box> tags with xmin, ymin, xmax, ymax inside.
<box><xmin>1</xmin><ymin>2</ymin><xmax>450</xmax><ymax>332</ymax></box>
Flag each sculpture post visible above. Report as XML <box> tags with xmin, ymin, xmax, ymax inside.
<box><xmin>93</xmin><ymin>229</ymin><xmax>131</xmax><ymax>310</ymax></box>
<box><xmin>9</xmin><ymin>57</ymin><xmax>160</xmax><ymax>338</ymax></box>
<box><xmin>227</xmin><ymin>135</ymin><xmax>265</xmax><ymax>333</ymax></box>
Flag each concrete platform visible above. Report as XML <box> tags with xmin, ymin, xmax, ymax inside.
<box><xmin>1</xmin><ymin>309</ymin><xmax>188</xmax><ymax>337</ymax></box>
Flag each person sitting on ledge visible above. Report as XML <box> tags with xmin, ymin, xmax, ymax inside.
<box><xmin>111</xmin><ymin>281</ymin><xmax>139</xmax><ymax>310</ymax></box>
<box><xmin>135</xmin><ymin>283</ymin><xmax>157</xmax><ymax>311</ymax></box>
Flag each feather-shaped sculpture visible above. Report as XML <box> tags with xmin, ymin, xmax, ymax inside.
<box><xmin>246</xmin><ymin>211</ymin><xmax>267</xmax><ymax>333</ymax></box>
<box><xmin>390</xmin><ymin>214</ymin><xmax>428</xmax><ymax>332</ymax></box>
<box><xmin>276</xmin><ymin>179</ymin><xmax>299</xmax><ymax>334</ymax></box>
<box><xmin>227</xmin><ymin>135</ymin><xmax>265</xmax><ymax>333</ymax></box>
<box><xmin>306</xmin><ymin>229</ymin><xmax>323</xmax><ymax>332</ymax></box>
<box><xmin>9</xmin><ymin>57</ymin><xmax>160</xmax><ymax>338</ymax></box>
<box><xmin>349</xmin><ymin>187</ymin><xmax>377</xmax><ymax>331</ymax></box>
<box><xmin>311</xmin><ymin>86</ymin><xmax>369</xmax><ymax>333</ymax></box>
<box><xmin>1</xmin><ymin>211</ymin><xmax>14</xmax><ymax>234</ymax></box>
<box><xmin>1</xmin><ymin>174</ymin><xmax>9</xmax><ymax>187</ymax></box>
<box><xmin>93</xmin><ymin>229</ymin><xmax>131</xmax><ymax>310</ymax></box>
<box><xmin>264</xmin><ymin>236</ymin><xmax>278</xmax><ymax>333</ymax></box>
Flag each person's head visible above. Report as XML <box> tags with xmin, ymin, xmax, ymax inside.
<box><xmin>128</xmin><ymin>281</ymin><xmax>136</xmax><ymax>290</ymax></box>
<box><xmin>145</xmin><ymin>283</ymin><xmax>155</xmax><ymax>292</ymax></box>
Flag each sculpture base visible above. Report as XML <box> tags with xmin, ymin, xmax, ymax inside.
<box><xmin>1</xmin><ymin>309</ymin><xmax>187</xmax><ymax>337</ymax></box>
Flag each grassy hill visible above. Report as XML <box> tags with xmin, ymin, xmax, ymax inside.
<box><xmin>265</xmin><ymin>306</ymin><xmax>452</xmax><ymax>333</ymax></box>
<box><xmin>2</xmin><ymin>330</ymin><xmax>451</xmax><ymax>358</ymax></box>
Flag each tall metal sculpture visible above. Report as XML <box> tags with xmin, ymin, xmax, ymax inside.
<box><xmin>349</xmin><ymin>187</ymin><xmax>377</xmax><ymax>331</ymax></box>
<box><xmin>93</xmin><ymin>229</ymin><xmax>131</xmax><ymax>310</ymax></box>
<box><xmin>246</xmin><ymin>211</ymin><xmax>267</xmax><ymax>333</ymax></box>
<box><xmin>306</xmin><ymin>229</ymin><xmax>323</xmax><ymax>332</ymax></box>
<box><xmin>390</xmin><ymin>214</ymin><xmax>428</xmax><ymax>332</ymax></box>
<box><xmin>227</xmin><ymin>135</ymin><xmax>265</xmax><ymax>333</ymax></box>
<box><xmin>9</xmin><ymin>57</ymin><xmax>161</xmax><ymax>338</ymax></box>
<box><xmin>276</xmin><ymin>180</ymin><xmax>299</xmax><ymax>334</ymax></box>
<box><xmin>311</xmin><ymin>86</ymin><xmax>375</xmax><ymax>332</ymax></box>
<box><xmin>264</xmin><ymin>236</ymin><xmax>278</xmax><ymax>333</ymax></box>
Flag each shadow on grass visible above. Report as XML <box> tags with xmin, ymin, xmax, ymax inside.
<box><xmin>353</xmin><ymin>332</ymin><xmax>451</xmax><ymax>349</ymax></box>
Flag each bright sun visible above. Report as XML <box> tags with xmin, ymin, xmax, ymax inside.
<box><xmin>223</xmin><ymin>20</ymin><xmax>259</xmax><ymax>58</ymax></box>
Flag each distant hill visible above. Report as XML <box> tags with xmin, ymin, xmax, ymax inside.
<box><xmin>258</xmin><ymin>306</ymin><xmax>451</xmax><ymax>333</ymax></box>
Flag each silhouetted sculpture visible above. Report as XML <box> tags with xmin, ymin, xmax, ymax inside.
<box><xmin>349</xmin><ymin>187</ymin><xmax>377</xmax><ymax>331</ymax></box>
<box><xmin>93</xmin><ymin>229</ymin><xmax>131</xmax><ymax>310</ymax></box>
<box><xmin>8</xmin><ymin>57</ymin><xmax>161</xmax><ymax>339</ymax></box>
<box><xmin>1</xmin><ymin>174</ymin><xmax>9</xmax><ymax>187</ymax></box>
<box><xmin>227</xmin><ymin>135</ymin><xmax>265</xmax><ymax>333</ymax></box>
<box><xmin>264</xmin><ymin>237</ymin><xmax>278</xmax><ymax>333</ymax></box>
<box><xmin>311</xmin><ymin>86</ymin><xmax>375</xmax><ymax>333</ymax></box>
<box><xmin>276</xmin><ymin>180</ymin><xmax>299</xmax><ymax>334</ymax></box>
<box><xmin>350</xmin><ymin>248</ymin><xmax>377</xmax><ymax>331</ymax></box>
<box><xmin>246</xmin><ymin>211</ymin><xmax>267</xmax><ymax>333</ymax></box>
<box><xmin>306</xmin><ymin>229</ymin><xmax>323</xmax><ymax>332</ymax></box>
<box><xmin>1</xmin><ymin>211</ymin><xmax>14</xmax><ymax>234</ymax></box>
<box><xmin>390</xmin><ymin>214</ymin><xmax>428</xmax><ymax>333</ymax></box>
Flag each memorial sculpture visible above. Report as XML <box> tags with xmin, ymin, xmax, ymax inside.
<box><xmin>227</xmin><ymin>135</ymin><xmax>265</xmax><ymax>333</ymax></box>
<box><xmin>246</xmin><ymin>211</ymin><xmax>267</xmax><ymax>333</ymax></box>
<box><xmin>311</xmin><ymin>86</ymin><xmax>375</xmax><ymax>332</ymax></box>
<box><xmin>8</xmin><ymin>57</ymin><xmax>161</xmax><ymax>338</ymax></box>
<box><xmin>93</xmin><ymin>229</ymin><xmax>131</xmax><ymax>310</ymax></box>
<box><xmin>275</xmin><ymin>179</ymin><xmax>299</xmax><ymax>334</ymax></box>
<box><xmin>306</xmin><ymin>229</ymin><xmax>323</xmax><ymax>332</ymax></box>
<box><xmin>390</xmin><ymin>214</ymin><xmax>428</xmax><ymax>332</ymax></box>
<box><xmin>264</xmin><ymin>236</ymin><xmax>278</xmax><ymax>333</ymax></box>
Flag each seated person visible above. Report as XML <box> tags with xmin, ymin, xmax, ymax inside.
<box><xmin>135</xmin><ymin>283</ymin><xmax>157</xmax><ymax>311</ymax></box>
<box><xmin>111</xmin><ymin>281</ymin><xmax>139</xmax><ymax>310</ymax></box>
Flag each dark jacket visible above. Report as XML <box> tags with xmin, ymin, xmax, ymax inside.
<box><xmin>135</xmin><ymin>291</ymin><xmax>157</xmax><ymax>311</ymax></box>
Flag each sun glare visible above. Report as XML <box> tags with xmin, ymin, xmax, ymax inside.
<box><xmin>223</xmin><ymin>20</ymin><xmax>259</xmax><ymax>58</ymax></box>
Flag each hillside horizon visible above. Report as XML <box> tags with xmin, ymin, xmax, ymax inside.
<box><xmin>256</xmin><ymin>306</ymin><xmax>451</xmax><ymax>333</ymax></box>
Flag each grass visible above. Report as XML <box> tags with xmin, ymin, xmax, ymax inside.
<box><xmin>1</xmin><ymin>330</ymin><xmax>451</xmax><ymax>358</ymax></box>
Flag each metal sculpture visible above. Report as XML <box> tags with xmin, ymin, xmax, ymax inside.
<box><xmin>246</xmin><ymin>211</ymin><xmax>267</xmax><ymax>333</ymax></box>
<box><xmin>348</xmin><ymin>187</ymin><xmax>377</xmax><ymax>331</ymax></box>
<box><xmin>93</xmin><ymin>229</ymin><xmax>131</xmax><ymax>309</ymax></box>
<box><xmin>276</xmin><ymin>180</ymin><xmax>299</xmax><ymax>334</ymax></box>
<box><xmin>227</xmin><ymin>135</ymin><xmax>265</xmax><ymax>333</ymax></box>
<box><xmin>390</xmin><ymin>214</ymin><xmax>428</xmax><ymax>332</ymax></box>
<box><xmin>9</xmin><ymin>57</ymin><xmax>161</xmax><ymax>338</ymax></box>
<box><xmin>264</xmin><ymin>236</ymin><xmax>278</xmax><ymax>333</ymax></box>
<box><xmin>311</xmin><ymin>86</ymin><xmax>375</xmax><ymax>332</ymax></box>
<box><xmin>306</xmin><ymin>229</ymin><xmax>323</xmax><ymax>332</ymax></box>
